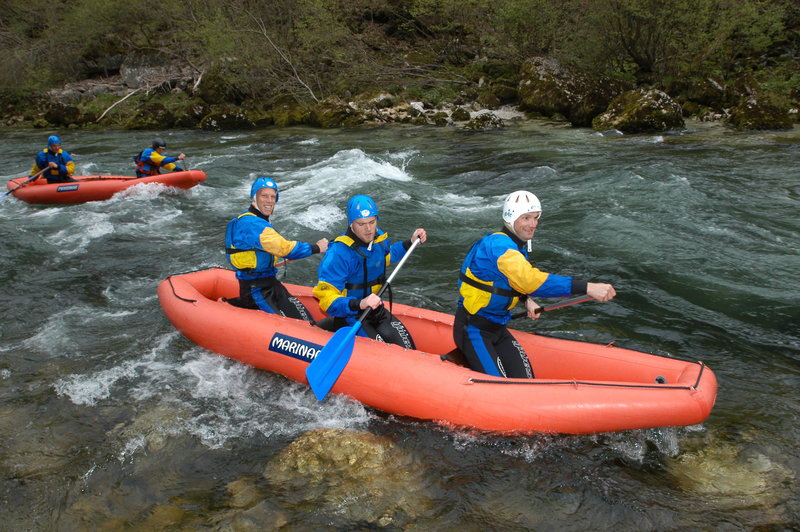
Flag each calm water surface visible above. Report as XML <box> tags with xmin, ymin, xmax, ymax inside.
<box><xmin>1</xmin><ymin>121</ymin><xmax>798</xmax><ymax>530</ymax></box>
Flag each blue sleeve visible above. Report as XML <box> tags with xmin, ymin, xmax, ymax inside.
<box><xmin>388</xmin><ymin>239</ymin><xmax>408</xmax><ymax>264</ymax></box>
<box><xmin>285</xmin><ymin>241</ymin><xmax>314</xmax><ymax>260</ymax></box>
<box><xmin>530</xmin><ymin>273</ymin><xmax>573</xmax><ymax>298</ymax></box>
<box><xmin>315</xmin><ymin>243</ymin><xmax>360</xmax><ymax>317</ymax></box>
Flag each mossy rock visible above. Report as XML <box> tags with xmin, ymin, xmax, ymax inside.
<box><xmin>464</xmin><ymin>113</ymin><xmax>504</xmax><ymax>129</ymax></box>
<box><xmin>172</xmin><ymin>100</ymin><xmax>210</xmax><ymax>129</ymax></box>
<box><xmin>593</xmin><ymin>88</ymin><xmax>684</xmax><ymax>133</ymax></box>
<box><xmin>263</xmin><ymin>428</ymin><xmax>429</xmax><ymax>527</ymax></box>
<box><xmin>451</xmin><ymin>107</ymin><xmax>471</xmax><ymax>121</ymax></box>
<box><xmin>309</xmin><ymin>97</ymin><xmax>367</xmax><ymax>127</ymax></box>
<box><xmin>199</xmin><ymin>105</ymin><xmax>256</xmax><ymax>130</ymax></box>
<box><xmin>196</xmin><ymin>64</ymin><xmax>247</xmax><ymax>105</ymax></box>
<box><xmin>44</xmin><ymin>103</ymin><xmax>82</xmax><ymax>127</ymax></box>
<box><xmin>725</xmin><ymin>100</ymin><xmax>792</xmax><ymax>131</ymax></box>
<box><xmin>266</xmin><ymin>97</ymin><xmax>312</xmax><ymax>127</ymax></box>
<box><xmin>519</xmin><ymin>56</ymin><xmax>631</xmax><ymax>127</ymax></box>
<box><xmin>431</xmin><ymin>111</ymin><xmax>449</xmax><ymax>126</ymax></box>
<box><xmin>477</xmin><ymin>88</ymin><xmax>501</xmax><ymax>109</ymax></box>
<box><xmin>123</xmin><ymin>102</ymin><xmax>175</xmax><ymax>130</ymax></box>
<box><xmin>491</xmin><ymin>83</ymin><xmax>518</xmax><ymax>104</ymax></box>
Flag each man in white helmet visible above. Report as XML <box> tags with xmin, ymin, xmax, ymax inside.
<box><xmin>453</xmin><ymin>190</ymin><xmax>616</xmax><ymax>378</ymax></box>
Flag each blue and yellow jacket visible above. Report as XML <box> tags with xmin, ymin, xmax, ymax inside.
<box><xmin>457</xmin><ymin>227</ymin><xmax>587</xmax><ymax>325</ymax></box>
<box><xmin>32</xmin><ymin>148</ymin><xmax>75</xmax><ymax>181</ymax></box>
<box><xmin>135</xmin><ymin>148</ymin><xmax>181</xmax><ymax>176</ymax></box>
<box><xmin>225</xmin><ymin>207</ymin><xmax>319</xmax><ymax>281</ymax></box>
<box><xmin>314</xmin><ymin>228</ymin><xmax>409</xmax><ymax>319</ymax></box>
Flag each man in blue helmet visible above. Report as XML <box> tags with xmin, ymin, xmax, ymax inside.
<box><xmin>313</xmin><ymin>194</ymin><xmax>426</xmax><ymax>348</ymax></box>
<box><xmin>135</xmin><ymin>138</ymin><xmax>186</xmax><ymax>177</ymax></box>
<box><xmin>225</xmin><ymin>177</ymin><xmax>329</xmax><ymax>320</ymax></box>
<box><xmin>453</xmin><ymin>190</ymin><xmax>616</xmax><ymax>378</ymax></box>
<box><xmin>31</xmin><ymin>135</ymin><xmax>76</xmax><ymax>184</ymax></box>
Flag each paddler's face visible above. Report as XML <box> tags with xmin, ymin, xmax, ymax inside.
<box><xmin>513</xmin><ymin>212</ymin><xmax>541</xmax><ymax>241</ymax></box>
<box><xmin>351</xmin><ymin>216</ymin><xmax>377</xmax><ymax>243</ymax></box>
<box><xmin>254</xmin><ymin>188</ymin><xmax>277</xmax><ymax>216</ymax></box>
<box><xmin>49</xmin><ymin>143</ymin><xmax>60</xmax><ymax>154</ymax></box>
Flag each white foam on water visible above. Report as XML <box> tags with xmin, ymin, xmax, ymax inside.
<box><xmin>281</xmin><ymin>148</ymin><xmax>413</xmax><ymax>202</ymax></box>
<box><xmin>57</xmin><ymin>329</ymin><xmax>372</xmax><ymax>449</ymax></box>
<box><xmin>293</xmin><ymin>203</ymin><xmax>343</xmax><ymax>232</ymax></box>
<box><xmin>108</xmin><ymin>182</ymin><xmax>190</xmax><ymax>201</ymax></box>
<box><xmin>23</xmin><ymin>311</ymin><xmax>80</xmax><ymax>354</ymax></box>
<box><xmin>172</xmin><ymin>348</ymin><xmax>371</xmax><ymax>448</ymax></box>
<box><xmin>429</xmin><ymin>190</ymin><xmax>503</xmax><ymax>217</ymax></box>
<box><xmin>54</xmin><ymin>331</ymin><xmax>181</xmax><ymax>406</ymax></box>
<box><xmin>298</xmin><ymin>137</ymin><xmax>319</xmax><ymax>145</ymax></box>
<box><xmin>54</xmin><ymin>359</ymin><xmax>139</xmax><ymax>406</ymax></box>
<box><xmin>45</xmin><ymin>211</ymin><xmax>115</xmax><ymax>255</ymax></box>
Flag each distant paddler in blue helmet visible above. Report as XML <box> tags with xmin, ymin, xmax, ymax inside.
<box><xmin>313</xmin><ymin>194</ymin><xmax>426</xmax><ymax>348</ymax></box>
<box><xmin>225</xmin><ymin>177</ymin><xmax>329</xmax><ymax>320</ymax></box>
<box><xmin>453</xmin><ymin>190</ymin><xmax>617</xmax><ymax>379</ymax></box>
<box><xmin>31</xmin><ymin>135</ymin><xmax>76</xmax><ymax>184</ymax></box>
<box><xmin>134</xmin><ymin>138</ymin><xmax>186</xmax><ymax>177</ymax></box>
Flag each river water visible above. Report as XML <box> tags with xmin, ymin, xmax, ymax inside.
<box><xmin>1</xmin><ymin>120</ymin><xmax>798</xmax><ymax>530</ymax></box>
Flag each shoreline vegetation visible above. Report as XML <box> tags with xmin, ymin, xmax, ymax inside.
<box><xmin>1</xmin><ymin>0</ymin><xmax>798</xmax><ymax>133</ymax></box>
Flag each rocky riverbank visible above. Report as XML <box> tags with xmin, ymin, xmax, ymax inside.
<box><xmin>2</xmin><ymin>56</ymin><xmax>796</xmax><ymax>133</ymax></box>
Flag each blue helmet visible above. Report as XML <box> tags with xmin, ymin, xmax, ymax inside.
<box><xmin>346</xmin><ymin>194</ymin><xmax>379</xmax><ymax>225</ymax></box>
<box><xmin>250</xmin><ymin>177</ymin><xmax>279</xmax><ymax>201</ymax></box>
<box><xmin>47</xmin><ymin>135</ymin><xmax>61</xmax><ymax>147</ymax></box>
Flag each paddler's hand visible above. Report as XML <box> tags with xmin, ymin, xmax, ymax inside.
<box><xmin>316</xmin><ymin>238</ymin><xmax>329</xmax><ymax>253</ymax></box>
<box><xmin>587</xmin><ymin>282</ymin><xmax>616</xmax><ymax>302</ymax></box>
<box><xmin>359</xmin><ymin>293</ymin><xmax>382</xmax><ymax>310</ymax></box>
<box><xmin>411</xmin><ymin>228</ymin><xmax>426</xmax><ymax>244</ymax></box>
<box><xmin>177</xmin><ymin>153</ymin><xmax>186</xmax><ymax>161</ymax></box>
<box><xmin>48</xmin><ymin>162</ymin><xmax>58</xmax><ymax>169</ymax></box>
<box><xmin>525</xmin><ymin>298</ymin><xmax>542</xmax><ymax>320</ymax></box>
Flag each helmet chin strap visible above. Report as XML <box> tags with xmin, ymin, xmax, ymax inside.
<box><xmin>350</xmin><ymin>223</ymin><xmax>374</xmax><ymax>250</ymax></box>
<box><xmin>505</xmin><ymin>221</ymin><xmax>532</xmax><ymax>251</ymax></box>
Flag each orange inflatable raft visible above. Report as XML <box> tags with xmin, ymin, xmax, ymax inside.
<box><xmin>158</xmin><ymin>268</ymin><xmax>717</xmax><ymax>435</ymax></box>
<box><xmin>6</xmin><ymin>170</ymin><xmax>206</xmax><ymax>204</ymax></box>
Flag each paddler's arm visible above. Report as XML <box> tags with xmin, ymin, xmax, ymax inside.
<box><xmin>389</xmin><ymin>228</ymin><xmax>427</xmax><ymax>264</ymax></box>
<box><xmin>58</xmin><ymin>151</ymin><xmax>76</xmax><ymax>177</ymax></box>
<box><xmin>313</xmin><ymin>246</ymin><xmax>361</xmax><ymax>317</ymax></box>
<box><xmin>148</xmin><ymin>151</ymin><xmax>184</xmax><ymax>172</ymax></box>
<box><xmin>499</xmin><ymin>249</ymin><xmax>616</xmax><ymax>319</ymax></box>
<box><xmin>259</xmin><ymin>227</ymin><xmax>326</xmax><ymax>259</ymax></box>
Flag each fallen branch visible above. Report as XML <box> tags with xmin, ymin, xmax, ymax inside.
<box><xmin>246</xmin><ymin>11</ymin><xmax>319</xmax><ymax>103</ymax></box>
<box><xmin>96</xmin><ymin>88</ymin><xmax>142</xmax><ymax>123</ymax></box>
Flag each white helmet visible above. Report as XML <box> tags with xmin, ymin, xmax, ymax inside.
<box><xmin>502</xmin><ymin>190</ymin><xmax>541</xmax><ymax>227</ymax></box>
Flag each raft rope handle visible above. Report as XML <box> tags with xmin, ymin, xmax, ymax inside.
<box><xmin>467</xmin><ymin>378</ymin><xmax>695</xmax><ymax>391</ymax></box>
<box><xmin>166</xmin><ymin>276</ymin><xmax>198</xmax><ymax>303</ymax></box>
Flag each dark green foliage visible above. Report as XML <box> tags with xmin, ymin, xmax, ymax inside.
<box><xmin>0</xmin><ymin>0</ymin><xmax>796</xmax><ymax>113</ymax></box>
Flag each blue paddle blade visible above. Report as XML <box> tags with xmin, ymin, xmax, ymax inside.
<box><xmin>306</xmin><ymin>322</ymin><xmax>361</xmax><ymax>401</ymax></box>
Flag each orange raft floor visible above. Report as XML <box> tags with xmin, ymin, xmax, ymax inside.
<box><xmin>6</xmin><ymin>170</ymin><xmax>206</xmax><ymax>204</ymax></box>
<box><xmin>158</xmin><ymin>268</ymin><xmax>718</xmax><ymax>435</ymax></box>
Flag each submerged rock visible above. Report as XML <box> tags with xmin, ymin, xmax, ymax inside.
<box><xmin>263</xmin><ymin>428</ymin><xmax>430</xmax><ymax>527</ymax></box>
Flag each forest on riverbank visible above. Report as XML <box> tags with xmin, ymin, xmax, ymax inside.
<box><xmin>1</xmin><ymin>0</ymin><xmax>798</xmax><ymax>131</ymax></box>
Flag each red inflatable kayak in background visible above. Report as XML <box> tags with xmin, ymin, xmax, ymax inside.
<box><xmin>6</xmin><ymin>170</ymin><xmax>207</xmax><ymax>204</ymax></box>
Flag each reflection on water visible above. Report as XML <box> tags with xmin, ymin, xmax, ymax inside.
<box><xmin>1</xmin><ymin>122</ymin><xmax>798</xmax><ymax>529</ymax></box>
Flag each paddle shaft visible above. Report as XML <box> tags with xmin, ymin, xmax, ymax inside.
<box><xmin>356</xmin><ymin>237</ymin><xmax>421</xmax><ymax>322</ymax></box>
<box><xmin>2</xmin><ymin>167</ymin><xmax>50</xmax><ymax>197</ymax></box>
<box><xmin>511</xmin><ymin>294</ymin><xmax>594</xmax><ymax>319</ymax></box>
